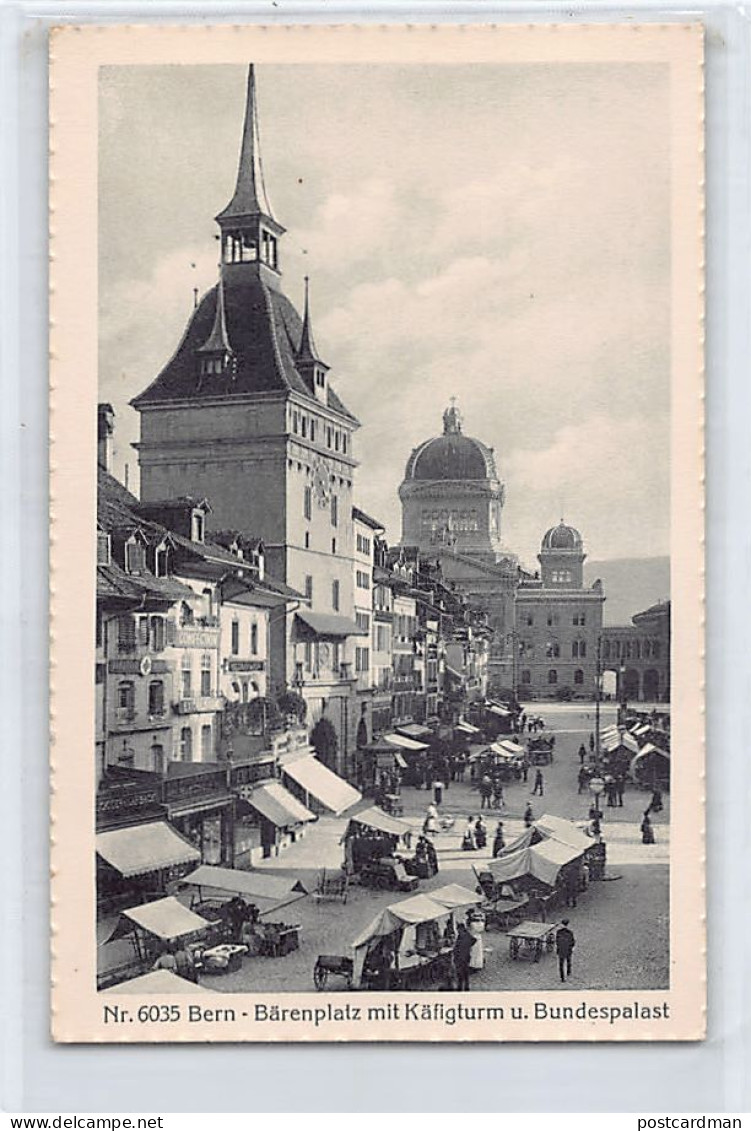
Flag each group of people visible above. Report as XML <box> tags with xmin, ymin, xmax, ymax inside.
<box><xmin>152</xmin><ymin>941</ymin><xmax>198</xmax><ymax>983</ymax></box>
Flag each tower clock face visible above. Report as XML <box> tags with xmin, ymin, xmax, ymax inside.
<box><xmin>312</xmin><ymin>460</ymin><xmax>330</xmax><ymax>506</ymax></box>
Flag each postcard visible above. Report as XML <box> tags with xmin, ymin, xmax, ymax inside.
<box><xmin>50</xmin><ymin>22</ymin><xmax>704</xmax><ymax>1042</ymax></box>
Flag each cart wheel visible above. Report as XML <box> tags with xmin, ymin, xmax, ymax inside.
<box><xmin>313</xmin><ymin>964</ymin><xmax>328</xmax><ymax>991</ymax></box>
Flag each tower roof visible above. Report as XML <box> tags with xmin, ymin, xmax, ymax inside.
<box><xmin>216</xmin><ymin>66</ymin><xmax>278</xmax><ymax>226</ymax></box>
<box><xmin>541</xmin><ymin>522</ymin><xmax>583</xmax><ymax>552</ymax></box>
<box><xmin>196</xmin><ymin>277</ymin><xmax>232</xmax><ymax>355</ymax></box>
<box><xmin>132</xmin><ymin>275</ymin><xmax>356</xmax><ymax>421</ymax></box>
<box><xmin>297</xmin><ymin>277</ymin><xmax>328</xmax><ymax>369</ymax></box>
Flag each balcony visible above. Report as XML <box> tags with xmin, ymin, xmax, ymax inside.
<box><xmin>174</xmin><ymin>695</ymin><xmax>224</xmax><ymax>715</ymax></box>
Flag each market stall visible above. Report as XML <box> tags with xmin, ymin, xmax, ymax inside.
<box><xmin>102</xmin><ymin>896</ymin><xmax>213</xmax><ymax>987</ymax></box>
<box><xmin>281</xmin><ymin>754</ymin><xmax>362</xmax><ymax>816</ymax></box>
<box><xmin>343</xmin><ymin>806</ymin><xmax>418</xmax><ymax>890</ymax></box>
<box><xmin>102</xmin><ymin>969</ymin><xmax>211</xmax><ymax>995</ymax></box>
<box><xmin>382</xmin><ymin>732</ymin><xmax>431</xmax><ymax>787</ymax></box>
<box><xmin>350</xmin><ymin>885</ymin><xmax>482</xmax><ymax>989</ymax></box>
<box><xmin>630</xmin><ymin>744</ymin><xmax>670</xmax><ymax>790</ymax></box>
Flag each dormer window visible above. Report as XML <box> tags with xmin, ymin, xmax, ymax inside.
<box><xmin>125</xmin><ymin>538</ymin><xmax>146</xmax><ymax>575</ymax></box>
<box><xmin>96</xmin><ymin>531</ymin><xmax>111</xmax><ymax>566</ymax></box>
<box><xmin>200</xmin><ymin>354</ymin><xmax>229</xmax><ymax>377</ymax></box>
<box><xmin>192</xmin><ymin>511</ymin><xmax>205</xmax><ymax>543</ymax></box>
<box><xmin>315</xmin><ymin>370</ymin><xmax>326</xmax><ymax>388</ymax></box>
<box><xmin>154</xmin><ymin>544</ymin><xmax>169</xmax><ymax>578</ymax></box>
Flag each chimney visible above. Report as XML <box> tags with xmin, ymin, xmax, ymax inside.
<box><xmin>97</xmin><ymin>403</ymin><xmax>114</xmax><ymax>471</ymax></box>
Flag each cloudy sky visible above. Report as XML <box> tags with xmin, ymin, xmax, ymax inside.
<box><xmin>99</xmin><ymin>62</ymin><xmax>670</xmax><ymax>569</ymax></box>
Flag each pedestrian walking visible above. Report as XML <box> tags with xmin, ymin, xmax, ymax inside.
<box><xmin>589</xmin><ymin>732</ymin><xmax>595</xmax><ymax>752</ymax></box>
<box><xmin>647</xmin><ymin>789</ymin><xmax>663</xmax><ymax>815</ymax></box>
<box><xmin>433</xmin><ymin>778</ymin><xmax>444</xmax><ymax>806</ymax></box>
<box><xmin>641</xmin><ymin>811</ymin><xmax>655</xmax><ymax>844</ymax></box>
<box><xmin>521</xmin><ymin>757</ymin><xmax>529</xmax><ymax>783</ymax></box>
<box><xmin>479</xmin><ymin>773</ymin><xmax>493</xmax><ymax>810</ymax></box>
<box><xmin>615</xmin><ymin>775</ymin><xmax>625</xmax><ymax>807</ymax></box>
<box><xmin>453</xmin><ymin>923</ymin><xmax>476</xmax><ymax>991</ymax></box>
<box><xmin>578</xmin><ymin>743</ymin><xmax>587</xmax><ymax>765</ymax></box>
<box><xmin>555</xmin><ymin>919</ymin><xmax>576</xmax><ymax>982</ymax></box>
<box><xmin>492</xmin><ymin>778</ymin><xmax>505</xmax><ymax>809</ymax></box>
<box><xmin>423</xmin><ymin>803</ymin><xmax>438</xmax><ymax>837</ymax></box>
<box><xmin>524</xmin><ymin>802</ymin><xmax>534</xmax><ymax>828</ymax></box>
<box><xmin>461</xmin><ymin>817</ymin><xmax>476</xmax><ymax>852</ymax></box>
<box><xmin>564</xmin><ymin>869</ymin><xmax>579</xmax><ymax>908</ymax></box>
<box><xmin>577</xmin><ymin>765</ymin><xmax>588</xmax><ymax>794</ymax></box>
<box><xmin>532</xmin><ymin>769</ymin><xmax>544</xmax><ymax>797</ymax></box>
<box><xmin>474</xmin><ymin>815</ymin><xmax>488</xmax><ymax>850</ymax></box>
<box><xmin>492</xmin><ymin>821</ymin><xmax>505</xmax><ymax>857</ymax></box>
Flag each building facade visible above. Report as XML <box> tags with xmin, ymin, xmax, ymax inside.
<box><xmin>398</xmin><ymin>403</ymin><xmax>519</xmax><ymax>689</ymax></box>
<box><xmin>601</xmin><ymin>601</ymin><xmax>671</xmax><ymax>703</ymax></box>
<box><xmin>132</xmin><ymin>67</ymin><xmax>361</xmax><ymax>772</ymax></box>
<box><xmin>514</xmin><ymin>523</ymin><xmax>605</xmax><ymax>700</ymax></box>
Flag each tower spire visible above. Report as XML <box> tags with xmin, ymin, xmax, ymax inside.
<box><xmin>217</xmin><ymin>65</ymin><xmax>275</xmax><ymax>223</ymax></box>
<box><xmin>297</xmin><ymin>276</ymin><xmax>325</xmax><ymax>366</ymax></box>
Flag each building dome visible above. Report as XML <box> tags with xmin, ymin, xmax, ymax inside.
<box><xmin>404</xmin><ymin>403</ymin><xmax>498</xmax><ymax>482</ymax></box>
<box><xmin>542</xmin><ymin>522</ymin><xmax>583</xmax><ymax>552</ymax></box>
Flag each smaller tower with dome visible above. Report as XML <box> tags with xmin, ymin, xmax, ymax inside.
<box><xmin>538</xmin><ymin>521</ymin><xmax>586</xmax><ymax>589</ymax></box>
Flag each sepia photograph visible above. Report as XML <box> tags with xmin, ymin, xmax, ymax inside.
<box><xmin>50</xmin><ymin>23</ymin><xmax>704</xmax><ymax>1041</ymax></box>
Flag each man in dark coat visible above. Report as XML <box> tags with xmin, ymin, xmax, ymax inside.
<box><xmin>555</xmin><ymin>919</ymin><xmax>576</xmax><ymax>982</ymax></box>
<box><xmin>578</xmin><ymin>743</ymin><xmax>587</xmax><ymax>764</ymax></box>
<box><xmin>532</xmin><ymin>769</ymin><xmax>544</xmax><ymax>796</ymax></box>
<box><xmin>453</xmin><ymin>923</ymin><xmax>476</xmax><ymax>991</ymax></box>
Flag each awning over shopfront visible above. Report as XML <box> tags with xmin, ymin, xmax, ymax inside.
<box><xmin>295</xmin><ymin>609</ymin><xmax>363</xmax><ymax>637</ymax></box>
<box><xmin>487</xmin><ymin>704</ymin><xmax>511</xmax><ymax>717</ymax></box>
<box><xmin>455</xmin><ymin>721</ymin><xmax>481</xmax><ymax>736</ymax></box>
<box><xmin>383</xmin><ymin>732</ymin><xmax>429</xmax><ymax>752</ymax></box>
<box><xmin>110</xmin><ymin>896</ymin><xmax>211</xmax><ymax>943</ymax></box>
<box><xmin>496</xmin><ymin>739</ymin><xmax>525</xmax><ymax>756</ymax></box>
<box><xmin>245</xmin><ymin>781</ymin><xmax>316</xmax><ymax>828</ymax></box>
<box><xmin>103</xmin><ymin>970</ymin><xmax>211</xmax><ymax>995</ymax></box>
<box><xmin>96</xmin><ymin>821</ymin><xmax>200</xmax><ymax>878</ymax></box>
<box><xmin>347</xmin><ymin>805</ymin><xmax>413</xmax><ymax>839</ymax></box>
<box><xmin>282</xmin><ymin>756</ymin><xmax>361</xmax><ymax>816</ymax></box>
<box><xmin>180</xmin><ymin>865</ymin><xmax>307</xmax><ymax>913</ymax></box>
<box><xmin>395</xmin><ymin>723</ymin><xmax>433</xmax><ymax>741</ymax></box>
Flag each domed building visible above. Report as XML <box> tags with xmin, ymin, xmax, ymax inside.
<box><xmin>398</xmin><ymin>403</ymin><xmax>520</xmax><ymax>688</ymax></box>
<box><xmin>399</xmin><ymin>402</ymin><xmax>506</xmax><ymax>560</ymax></box>
<box><xmin>515</xmin><ymin>523</ymin><xmax>605</xmax><ymax>700</ymax></box>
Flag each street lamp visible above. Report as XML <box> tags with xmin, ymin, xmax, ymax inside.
<box><xmin>589</xmin><ymin>774</ymin><xmax>605</xmax><ymax>819</ymax></box>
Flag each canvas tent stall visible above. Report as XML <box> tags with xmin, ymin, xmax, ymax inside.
<box><xmin>630</xmin><ymin>744</ymin><xmax>670</xmax><ymax>790</ymax></box>
<box><xmin>179</xmin><ymin>864</ymin><xmax>307</xmax><ymax>917</ymax></box>
<box><xmin>281</xmin><ymin>755</ymin><xmax>361</xmax><ymax>816</ymax></box>
<box><xmin>475</xmin><ymin>816</ymin><xmax>592</xmax><ymax>910</ymax></box>
<box><xmin>343</xmin><ymin>806</ymin><xmax>418</xmax><ymax>889</ymax></box>
<box><xmin>382</xmin><ymin>732</ymin><xmax>430</xmax><ymax>786</ymax></box>
<box><xmin>102</xmin><ymin>969</ymin><xmax>211</xmax><ymax>995</ymax></box>
<box><xmin>105</xmin><ymin>895</ymin><xmax>213</xmax><ymax>976</ymax></box>
<box><xmin>350</xmin><ymin>885</ymin><xmax>482</xmax><ymax>988</ymax></box>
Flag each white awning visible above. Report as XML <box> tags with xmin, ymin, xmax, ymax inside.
<box><xmin>347</xmin><ymin>805</ymin><xmax>413</xmax><ymax>839</ymax></box>
<box><xmin>244</xmin><ymin>781</ymin><xmax>316</xmax><ymax>828</ymax></box>
<box><xmin>497</xmin><ymin>739</ymin><xmax>525</xmax><ymax>756</ymax></box>
<box><xmin>383</xmin><ymin>732</ymin><xmax>429</xmax><ymax>752</ymax></box>
<box><xmin>121</xmin><ymin>897</ymin><xmax>211</xmax><ymax>941</ymax></box>
<box><xmin>487</xmin><ymin>705</ymin><xmax>511</xmax><ymax>717</ymax></box>
<box><xmin>103</xmin><ymin>970</ymin><xmax>211</xmax><ymax>995</ymax></box>
<box><xmin>455</xmin><ymin>721</ymin><xmax>481</xmax><ymax>735</ymax></box>
<box><xmin>396</xmin><ymin>723</ymin><xmax>433</xmax><ymax>741</ymax></box>
<box><xmin>180</xmin><ymin>864</ymin><xmax>306</xmax><ymax>904</ymax></box>
<box><xmin>96</xmin><ymin>821</ymin><xmax>200</xmax><ymax>878</ymax></box>
<box><xmin>282</xmin><ymin>756</ymin><xmax>361</xmax><ymax>816</ymax></box>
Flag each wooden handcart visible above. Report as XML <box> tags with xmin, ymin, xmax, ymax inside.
<box><xmin>313</xmin><ymin>954</ymin><xmax>354</xmax><ymax>990</ymax></box>
<box><xmin>506</xmin><ymin>919</ymin><xmax>558</xmax><ymax>962</ymax></box>
<box><xmin>313</xmin><ymin>867</ymin><xmax>349</xmax><ymax>904</ymax></box>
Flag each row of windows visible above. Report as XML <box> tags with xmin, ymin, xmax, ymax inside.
<box><xmin>356</xmin><ymin>569</ymin><xmax>371</xmax><ymax>590</ymax></box>
<box><xmin>549</xmin><ymin>570</ymin><xmax>573</xmax><ymax>584</ymax></box>
<box><xmin>520</xmin><ymin>611</ymin><xmax>588</xmax><ymax>628</ymax></box>
<box><xmin>222</xmin><ymin>229</ymin><xmax>278</xmax><ymax>268</ymax></box>
<box><xmin>520</xmin><ymin>669</ymin><xmax>586</xmax><ymax>686</ymax></box>
<box><xmin>603</xmin><ymin>638</ymin><xmax>662</xmax><ymax>660</ymax></box>
<box><xmin>291</xmin><ymin>410</ymin><xmax>349</xmax><ymax>454</ymax></box>
<box><xmin>301</xmin><ymin>640</ymin><xmax>342</xmax><ymax>673</ymax></box>
<box><xmin>356</xmin><ymin>532</ymin><xmax>371</xmax><ymax>555</ymax></box>
<box><xmin>420</xmin><ymin>509</ymin><xmax>480</xmax><ymax>534</ymax></box>
<box><xmin>230</xmin><ymin>620</ymin><xmax>259</xmax><ymax>657</ymax></box>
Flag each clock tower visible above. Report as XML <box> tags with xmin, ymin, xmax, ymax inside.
<box><xmin>132</xmin><ymin>67</ymin><xmax>361</xmax><ymax>764</ymax></box>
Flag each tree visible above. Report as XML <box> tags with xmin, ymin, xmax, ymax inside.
<box><xmin>310</xmin><ymin>716</ymin><xmax>338</xmax><ymax>770</ymax></box>
<box><xmin>276</xmin><ymin>688</ymin><xmax>307</xmax><ymax>725</ymax></box>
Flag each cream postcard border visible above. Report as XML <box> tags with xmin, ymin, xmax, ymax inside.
<box><xmin>50</xmin><ymin>21</ymin><xmax>705</xmax><ymax>1043</ymax></box>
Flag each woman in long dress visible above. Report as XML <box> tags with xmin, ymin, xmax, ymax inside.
<box><xmin>467</xmin><ymin>908</ymin><xmax>486</xmax><ymax>971</ymax></box>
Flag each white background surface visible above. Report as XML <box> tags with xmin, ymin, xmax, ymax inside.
<box><xmin>1</xmin><ymin>0</ymin><xmax>749</xmax><ymax>1113</ymax></box>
